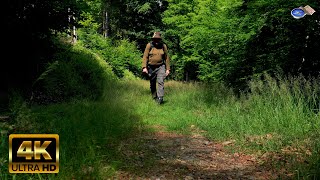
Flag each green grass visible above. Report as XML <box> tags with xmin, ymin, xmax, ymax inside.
<box><xmin>122</xmin><ymin>76</ymin><xmax>320</xmax><ymax>178</ymax></box>
<box><xmin>1</xmin><ymin>75</ymin><xmax>319</xmax><ymax>179</ymax></box>
<box><xmin>0</xmin><ymin>39</ymin><xmax>144</xmax><ymax>179</ymax></box>
<box><xmin>0</xmin><ymin>86</ymin><xmax>145</xmax><ymax>179</ymax></box>
<box><xmin>131</xmin><ymin>77</ymin><xmax>319</xmax><ymax>143</ymax></box>
<box><xmin>0</xmin><ymin>38</ymin><xmax>319</xmax><ymax>179</ymax></box>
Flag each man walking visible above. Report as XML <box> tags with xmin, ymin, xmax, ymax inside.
<box><xmin>142</xmin><ymin>32</ymin><xmax>170</xmax><ymax>104</ymax></box>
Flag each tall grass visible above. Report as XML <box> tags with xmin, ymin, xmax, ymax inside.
<box><xmin>129</xmin><ymin>74</ymin><xmax>319</xmax><ymax>178</ymax></box>
<box><xmin>136</xmin><ymin>74</ymin><xmax>319</xmax><ymax>146</ymax></box>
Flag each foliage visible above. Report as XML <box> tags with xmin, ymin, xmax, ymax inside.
<box><xmin>1</xmin><ymin>0</ymin><xmax>319</xmax><ymax>178</ymax></box>
<box><xmin>3</xmin><ymin>0</ymin><xmax>89</xmax><ymax>101</ymax></box>
<box><xmin>163</xmin><ymin>0</ymin><xmax>320</xmax><ymax>88</ymax></box>
<box><xmin>31</xmin><ymin>38</ymin><xmax>116</xmax><ymax>104</ymax></box>
<box><xmin>78</xmin><ymin>0</ymin><xmax>169</xmax><ymax>50</ymax></box>
<box><xmin>77</xmin><ymin>29</ymin><xmax>141</xmax><ymax>78</ymax></box>
<box><xmin>4</xmin><ymin>0</ymin><xmax>319</xmax><ymax>96</ymax></box>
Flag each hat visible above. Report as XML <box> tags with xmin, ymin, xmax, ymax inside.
<box><xmin>152</xmin><ymin>32</ymin><xmax>162</xmax><ymax>39</ymax></box>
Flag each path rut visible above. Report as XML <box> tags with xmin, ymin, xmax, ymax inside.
<box><xmin>112</xmin><ymin>126</ymin><xmax>285</xmax><ymax>180</ymax></box>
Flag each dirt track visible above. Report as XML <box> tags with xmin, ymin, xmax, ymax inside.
<box><xmin>112</xmin><ymin>126</ymin><xmax>289</xmax><ymax>180</ymax></box>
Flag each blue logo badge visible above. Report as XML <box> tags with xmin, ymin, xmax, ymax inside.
<box><xmin>291</xmin><ymin>8</ymin><xmax>306</xmax><ymax>19</ymax></box>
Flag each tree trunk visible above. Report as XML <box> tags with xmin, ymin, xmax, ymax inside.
<box><xmin>68</xmin><ymin>8</ymin><xmax>77</xmax><ymax>43</ymax></box>
<box><xmin>103</xmin><ymin>0</ymin><xmax>111</xmax><ymax>38</ymax></box>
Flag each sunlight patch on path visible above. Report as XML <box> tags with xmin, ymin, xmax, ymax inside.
<box><xmin>112</xmin><ymin>125</ymin><xmax>280</xmax><ymax>180</ymax></box>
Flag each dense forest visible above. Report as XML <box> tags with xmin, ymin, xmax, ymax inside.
<box><xmin>3</xmin><ymin>0</ymin><xmax>319</xmax><ymax>102</ymax></box>
<box><xmin>1</xmin><ymin>0</ymin><xmax>320</xmax><ymax>179</ymax></box>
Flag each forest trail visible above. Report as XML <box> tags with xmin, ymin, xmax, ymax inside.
<box><xmin>111</xmin><ymin>125</ymin><xmax>287</xmax><ymax>180</ymax></box>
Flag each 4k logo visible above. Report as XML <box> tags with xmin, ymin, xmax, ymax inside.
<box><xmin>9</xmin><ymin>134</ymin><xmax>59</xmax><ymax>173</ymax></box>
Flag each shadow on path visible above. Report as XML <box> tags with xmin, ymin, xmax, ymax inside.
<box><xmin>110</xmin><ymin>126</ymin><xmax>288</xmax><ymax>180</ymax></box>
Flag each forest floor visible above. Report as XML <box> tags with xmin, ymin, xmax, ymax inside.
<box><xmin>111</xmin><ymin>125</ymin><xmax>293</xmax><ymax>180</ymax></box>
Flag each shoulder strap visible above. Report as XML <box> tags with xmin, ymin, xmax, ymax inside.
<box><xmin>149</xmin><ymin>42</ymin><xmax>154</xmax><ymax>49</ymax></box>
<box><xmin>163</xmin><ymin>43</ymin><xmax>167</xmax><ymax>52</ymax></box>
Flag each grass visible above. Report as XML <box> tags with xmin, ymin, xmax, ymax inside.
<box><xmin>0</xmin><ymin>38</ymin><xmax>319</xmax><ymax>179</ymax></box>
<box><xmin>0</xmin><ymin>86</ymin><xmax>145</xmax><ymax>179</ymax></box>
<box><xmin>131</xmin><ymin>77</ymin><xmax>319</xmax><ymax>143</ymax></box>
<box><xmin>0</xmin><ymin>40</ymin><xmax>145</xmax><ymax>179</ymax></box>
<box><xmin>1</xmin><ymin>74</ymin><xmax>319</xmax><ymax>179</ymax></box>
<box><xmin>122</xmin><ymin>76</ymin><xmax>320</xmax><ymax>178</ymax></box>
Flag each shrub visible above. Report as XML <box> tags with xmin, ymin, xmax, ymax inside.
<box><xmin>31</xmin><ymin>43</ymin><xmax>116</xmax><ymax>104</ymax></box>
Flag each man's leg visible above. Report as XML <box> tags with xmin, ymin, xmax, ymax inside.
<box><xmin>149</xmin><ymin>66</ymin><xmax>157</xmax><ymax>99</ymax></box>
<box><xmin>156</xmin><ymin>65</ymin><xmax>166</xmax><ymax>104</ymax></box>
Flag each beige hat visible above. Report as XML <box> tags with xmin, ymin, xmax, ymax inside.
<box><xmin>152</xmin><ymin>32</ymin><xmax>162</xmax><ymax>39</ymax></box>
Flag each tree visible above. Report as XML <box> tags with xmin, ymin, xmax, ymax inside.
<box><xmin>3</xmin><ymin>0</ymin><xmax>82</xmax><ymax>100</ymax></box>
<box><xmin>162</xmin><ymin>0</ymin><xmax>320</xmax><ymax>88</ymax></box>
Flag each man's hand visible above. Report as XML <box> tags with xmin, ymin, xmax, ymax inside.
<box><xmin>142</xmin><ymin>67</ymin><xmax>148</xmax><ymax>74</ymax></box>
<box><xmin>166</xmin><ymin>70</ymin><xmax>170</xmax><ymax>76</ymax></box>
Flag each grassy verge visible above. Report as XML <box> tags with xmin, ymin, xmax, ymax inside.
<box><xmin>1</xmin><ymin>99</ymin><xmax>146</xmax><ymax>179</ymax></box>
<box><xmin>124</xmin><ymin>75</ymin><xmax>319</xmax><ymax>178</ymax></box>
<box><xmin>0</xmin><ymin>49</ymin><xmax>318</xmax><ymax>179</ymax></box>
<box><xmin>0</xmin><ymin>39</ymin><xmax>145</xmax><ymax>179</ymax></box>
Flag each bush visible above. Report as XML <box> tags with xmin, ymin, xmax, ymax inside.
<box><xmin>31</xmin><ymin>42</ymin><xmax>116</xmax><ymax>104</ymax></box>
<box><xmin>77</xmin><ymin>29</ymin><xmax>141</xmax><ymax>78</ymax></box>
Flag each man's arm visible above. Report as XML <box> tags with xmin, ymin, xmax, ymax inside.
<box><xmin>163</xmin><ymin>44</ymin><xmax>170</xmax><ymax>71</ymax></box>
<box><xmin>142</xmin><ymin>43</ymin><xmax>151</xmax><ymax>69</ymax></box>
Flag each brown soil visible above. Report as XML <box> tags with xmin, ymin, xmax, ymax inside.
<box><xmin>110</xmin><ymin>126</ymin><xmax>294</xmax><ymax>180</ymax></box>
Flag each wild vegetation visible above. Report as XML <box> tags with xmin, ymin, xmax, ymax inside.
<box><xmin>1</xmin><ymin>0</ymin><xmax>319</xmax><ymax>179</ymax></box>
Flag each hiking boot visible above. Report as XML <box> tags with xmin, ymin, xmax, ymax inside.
<box><xmin>157</xmin><ymin>97</ymin><xmax>164</xmax><ymax>104</ymax></box>
<box><xmin>152</xmin><ymin>92</ymin><xmax>157</xmax><ymax>100</ymax></box>
<box><xmin>152</xmin><ymin>95</ymin><xmax>158</xmax><ymax>101</ymax></box>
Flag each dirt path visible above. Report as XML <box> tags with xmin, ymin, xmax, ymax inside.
<box><xmin>112</xmin><ymin>126</ymin><xmax>285</xmax><ymax>180</ymax></box>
